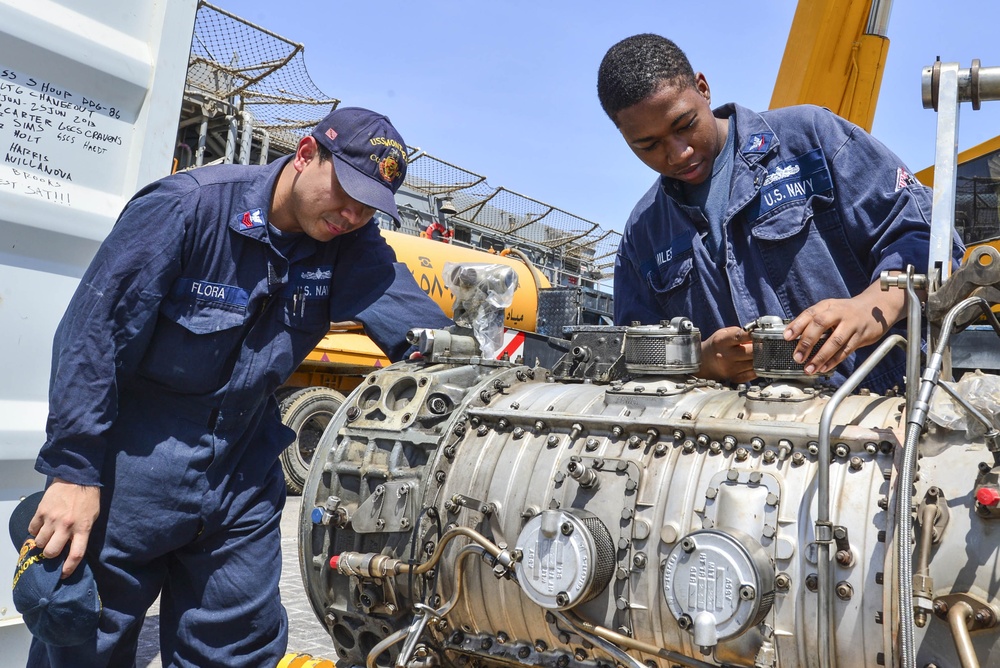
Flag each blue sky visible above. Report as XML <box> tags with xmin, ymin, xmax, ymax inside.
<box><xmin>212</xmin><ymin>1</ymin><xmax>999</xmax><ymax>234</ymax></box>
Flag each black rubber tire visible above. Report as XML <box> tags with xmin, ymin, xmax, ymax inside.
<box><xmin>278</xmin><ymin>386</ymin><xmax>346</xmax><ymax>495</ymax></box>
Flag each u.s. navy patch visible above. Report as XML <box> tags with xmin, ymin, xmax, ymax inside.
<box><xmin>239</xmin><ymin>208</ymin><xmax>265</xmax><ymax>229</ymax></box>
<box><xmin>752</xmin><ymin>147</ymin><xmax>833</xmax><ymax>218</ymax></box>
<box><xmin>895</xmin><ymin>167</ymin><xmax>916</xmax><ymax>191</ymax></box>
<box><xmin>743</xmin><ymin>133</ymin><xmax>774</xmax><ymax>154</ymax></box>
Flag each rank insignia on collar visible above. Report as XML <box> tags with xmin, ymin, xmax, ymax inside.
<box><xmin>743</xmin><ymin>133</ymin><xmax>774</xmax><ymax>154</ymax></box>
<box><xmin>240</xmin><ymin>208</ymin><xmax>265</xmax><ymax>229</ymax></box>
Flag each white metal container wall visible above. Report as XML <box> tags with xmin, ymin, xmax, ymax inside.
<box><xmin>0</xmin><ymin>0</ymin><xmax>198</xmax><ymax>657</ymax></box>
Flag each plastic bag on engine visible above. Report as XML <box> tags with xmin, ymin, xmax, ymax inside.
<box><xmin>443</xmin><ymin>262</ymin><xmax>518</xmax><ymax>359</ymax></box>
<box><xmin>927</xmin><ymin>370</ymin><xmax>1000</xmax><ymax>438</ymax></box>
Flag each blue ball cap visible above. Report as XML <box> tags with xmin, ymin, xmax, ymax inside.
<box><xmin>9</xmin><ymin>491</ymin><xmax>101</xmax><ymax>647</ymax></box>
<box><xmin>312</xmin><ymin>107</ymin><xmax>408</xmax><ymax>228</ymax></box>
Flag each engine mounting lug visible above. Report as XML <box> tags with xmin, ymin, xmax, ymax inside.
<box><xmin>723</xmin><ymin>435</ymin><xmax>738</xmax><ymax>451</ymax></box>
<box><xmin>625</xmin><ymin>478</ymin><xmax>638</xmax><ymax>491</ymax></box>
<box><xmin>621</xmin><ymin>507</ymin><xmax>634</xmax><ymax>521</ymax></box>
<box><xmin>975</xmin><ymin>608</ymin><xmax>995</xmax><ymax>626</ymax></box>
<box><xmin>476</xmin><ymin>425</ymin><xmax>489</xmax><ymax>437</ymax></box>
<box><xmin>682</xmin><ymin>412</ymin><xmax>693</xmax><ymax>420</ymax></box>
<box><xmin>727</xmin><ymin>469</ymin><xmax>740</xmax><ymax>481</ymax></box>
<box><xmin>534</xmin><ymin>420</ymin><xmax>546</xmax><ymax>431</ymax></box>
<box><xmin>806</xmin><ymin>573</ymin><xmax>818</xmax><ymax>591</ymax></box>
<box><xmin>751</xmin><ymin>437</ymin><xmax>765</xmax><ymax>451</ymax></box>
<box><xmin>673</xmin><ymin>429</ymin><xmax>685</xmax><ymax>441</ymax></box>
<box><xmin>762</xmin><ymin>524</ymin><xmax>776</xmax><ymax>538</ymax></box>
<box><xmin>654</xmin><ymin>443</ymin><xmax>669</xmax><ymax>456</ymax></box>
<box><xmin>494</xmin><ymin>631</ymin><xmax>508</xmax><ymax>644</ymax></box>
<box><xmin>709</xmin><ymin>441</ymin><xmax>722</xmax><ymax>454</ymax></box>
<box><xmin>444</xmin><ymin>500</ymin><xmax>457</xmax><ymax>513</ymax></box>
<box><xmin>765</xmin><ymin>493</ymin><xmax>778</xmax><ymax>507</ymax></box>
<box><xmin>435</xmin><ymin>471</ymin><xmax>447</xmax><ymax>484</ymax></box>
<box><xmin>865</xmin><ymin>442</ymin><xmax>878</xmax><ymax>454</ymax></box>
<box><xmin>585</xmin><ymin>437</ymin><xmax>600</xmax><ymax>450</ymax></box>
<box><xmin>682</xmin><ymin>439</ymin><xmax>696</xmax><ymax>453</ymax></box>
<box><xmin>556</xmin><ymin>655</ymin><xmax>570</xmax><ymax>668</ymax></box>
<box><xmin>836</xmin><ymin>581</ymin><xmax>854</xmax><ymax>600</ymax></box>
<box><xmin>480</xmin><ymin>637</ymin><xmax>493</xmax><ymax>650</ymax></box>
<box><xmin>792</xmin><ymin>452</ymin><xmax>806</xmax><ymax>466</ymax></box>
<box><xmin>677</xmin><ymin>614</ymin><xmax>692</xmax><ymax>630</ymax></box>
<box><xmin>560</xmin><ymin>521</ymin><xmax>574</xmax><ymax>536</ymax></box>
<box><xmin>400</xmin><ymin>518</ymin><xmax>410</xmax><ymax>529</ymax></box>
<box><xmin>518</xmin><ymin>646</ymin><xmax>531</xmax><ymax>659</ymax></box>
<box><xmin>635</xmin><ymin>385</ymin><xmax>645</xmax><ymax>393</ymax></box>
<box><xmin>705</xmin><ymin>487</ymin><xmax>718</xmax><ymax>500</ymax></box>
<box><xmin>568</xmin><ymin>423</ymin><xmax>584</xmax><ymax>440</ymax></box>
<box><xmin>545</xmin><ymin>611</ymin><xmax>556</xmax><ymax>624</ymax></box>
<box><xmin>633</xmin><ymin>552</ymin><xmax>647</xmax><ymax>569</ymax></box>
<box><xmin>616</xmin><ymin>596</ymin><xmax>630</xmax><ymax>610</ymax></box>
<box><xmin>834</xmin><ymin>443</ymin><xmax>850</xmax><ymax>459</ymax></box>
<box><xmin>627</xmin><ymin>435</ymin><xmax>641</xmax><ymax>449</ymax></box>
<box><xmin>616</xmin><ymin>460</ymin><xmax>628</xmax><ymax>472</ymax></box>
<box><xmin>775</xmin><ymin>573</ymin><xmax>791</xmax><ymax>591</ymax></box>
<box><xmin>535</xmin><ymin>639</ymin><xmax>548</xmax><ymax>652</ymax></box>
<box><xmin>593</xmin><ymin>458</ymin><xmax>604</xmax><ymax>469</ymax></box>
<box><xmin>878</xmin><ymin>496</ymin><xmax>889</xmax><ymax>510</ymax></box>
<box><xmin>749</xmin><ymin>471</ymin><xmax>763</xmax><ymax>484</ymax></box>
<box><xmin>618</xmin><ymin>537</ymin><xmax>630</xmax><ymax>550</ymax></box>
<box><xmin>850</xmin><ymin>456</ymin><xmax>863</xmax><ymax>470</ymax></box>
<box><xmin>681</xmin><ymin>537</ymin><xmax>697</xmax><ymax>553</ymax></box>
<box><xmin>346</xmin><ymin>405</ymin><xmax>361</xmax><ymax>421</ymax></box>
<box><xmin>616</xmin><ymin>567</ymin><xmax>629</xmax><ymax>580</ymax></box>
<box><xmin>546</xmin><ymin>435</ymin><xmax>560</xmax><ymax>448</ymax></box>
<box><xmin>807</xmin><ymin>441</ymin><xmax>820</xmax><ymax>456</ymax></box>
<box><xmin>557</xmin><ymin>631</ymin><xmax>571</xmax><ymax>644</ymax></box>
<box><xmin>611</xmin><ymin>425</ymin><xmax>624</xmax><ymax>439</ymax></box>
<box><xmin>735</xmin><ymin>447</ymin><xmax>749</xmax><ymax>462</ymax></box>
<box><xmin>497</xmin><ymin>418</ymin><xmax>509</xmax><ymax>430</ymax></box>
<box><xmin>450</xmin><ymin>631</ymin><xmax>465</xmax><ymax>645</ymax></box>
<box><xmin>739</xmin><ymin>584</ymin><xmax>756</xmax><ymax>600</ymax></box>
<box><xmin>763</xmin><ymin>450</ymin><xmax>776</xmax><ymax>464</ymax></box>
<box><xmin>512</xmin><ymin>427</ymin><xmax>525</xmax><ymax>439</ymax></box>
<box><xmin>374</xmin><ymin>519</ymin><xmax>385</xmax><ymax>530</ymax></box>
<box><xmin>696</xmin><ymin>433</ymin><xmax>710</xmax><ymax>448</ymax></box>
<box><xmin>576</xmin><ymin>649</ymin><xmax>589</xmax><ymax>662</ymax></box>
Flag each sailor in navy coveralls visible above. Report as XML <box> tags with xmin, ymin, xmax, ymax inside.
<box><xmin>598</xmin><ymin>34</ymin><xmax>963</xmax><ymax>393</ymax></box>
<box><xmin>26</xmin><ymin>107</ymin><xmax>451</xmax><ymax>666</ymax></box>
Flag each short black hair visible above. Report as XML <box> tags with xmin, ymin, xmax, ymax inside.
<box><xmin>597</xmin><ymin>34</ymin><xmax>697</xmax><ymax>123</ymax></box>
<box><xmin>316</xmin><ymin>140</ymin><xmax>333</xmax><ymax>163</ymax></box>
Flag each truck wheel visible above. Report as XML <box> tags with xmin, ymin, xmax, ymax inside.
<box><xmin>279</xmin><ymin>387</ymin><xmax>346</xmax><ymax>495</ymax></box>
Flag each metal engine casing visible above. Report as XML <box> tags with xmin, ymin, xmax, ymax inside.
<box><xmin>299</xmin><ymin>328</ymin><xmax>1000</xmax><ymax>668</ymax></box>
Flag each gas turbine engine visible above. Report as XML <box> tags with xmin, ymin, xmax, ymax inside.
<box><xmin>298</xmin><ymin>267</ymin><xmax>1000</xmax><ymax>668</ymax></box>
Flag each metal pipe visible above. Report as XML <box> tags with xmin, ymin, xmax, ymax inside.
<box><xmin>224</xmin><ymin>114</ymin><xmax>238</xmax><ymax>164</ymax></box>
<box><xmin>366</xmin><ymin>628</ymin><xmax>408</xmax><ymax>668</ymax></box>
<box><xmin>238</xmin><ymin>111</ymin><xmax>254</xmax><ymax>165</ymax></box>
<box><xmin>195</xmin><ymin>116</ymin><xmax>209</xmax><ymax>167</ymax></box>
<box><xmin>818</xmin><ymin>334</ymin><xmax>907</xmax><ymax>668</ymax></box>
<box><xmin>897</xmin><ymin>296</ymin><xmax>992</xmax><ymax>666</ymax></box>
<box><xmin>905</xmin><ymin>267</ymin><xmax>922</xmax><ymax>409</ymax></box>
<box><xmin>865</xmin><ymin>0</ymin><xmax>894</xmax><ymax>37</ymax></box>
<box><xmin>946</xmin><ymin>601</ymin><xmax>981</xmax><ymax>668</ymax></box>
<box><xmin>559</xmin><ymin>611</ymin><xmax>718</xmax><ymax>668</ymax></box>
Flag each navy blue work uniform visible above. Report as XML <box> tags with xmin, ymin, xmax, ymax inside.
<box><xmin>615</xmin><ymin>103</ymin><xmax>965</xmax><ymax>393</ymax></box>
<box><xmin>31</xmin><ymin>155</ymin><xmax>451</xmax><ymax>667</ymax></box>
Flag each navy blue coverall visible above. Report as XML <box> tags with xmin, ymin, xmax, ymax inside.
<box><xmin>615</xmin><ymin>103</ymin><xmax>965</xmax><ymax>393</ymax></box>
<box><xmin>31</xmin><ymin>155</ymin><xmax>451</xmax><ymax>666</ymax></box>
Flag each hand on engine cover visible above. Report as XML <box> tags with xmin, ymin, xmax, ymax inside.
<box><xmin>784</xmin><ymin>277</ymin><xmax>907</xmax><ymax>377</ymax></box>
<box><xmin>700</xmin><ymin>326</ymin><xmax>755</xmax><ymax>384</ymax></box>
<box><xmin>28</xmin><ymin>478</ymin><xmax>101</xmax><ymax>579</ymax></box>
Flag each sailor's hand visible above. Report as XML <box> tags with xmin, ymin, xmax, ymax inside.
<box><xmin>700</xmin><ymin>326</ymin><xmax>755</xmax><ymax>384</ymax></box>
<box><xmin>784</xmin><ymin>281</ymin><xmax>906</xmax><ymax>377</ymax></box>
<box><xmin>28</xmin><ymin>479</ymin><xmax>100</xmax><ymax>579</ymax></box>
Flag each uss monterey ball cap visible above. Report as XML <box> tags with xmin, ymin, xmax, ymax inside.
<box><xmin>9</xmin><ymin>491</ymin><xmax>102</xmax><ymax>647</ymax></box>
<box><xmin>311</xmin><ymin>107</ymin><xmax>408</xmax><ymax>228</ymax></box>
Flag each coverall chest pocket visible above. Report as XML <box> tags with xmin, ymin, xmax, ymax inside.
<box><xmin>281</xmin><ymin>291</ymin><xmax>331</xmax><ymax>335</ymax></box>
<box><xmin>647</xmin><ymin>254</ymin><xmax>697</xmax><ymax>320</ymax></box>
<box><xmin>138</xmin><ymin>299</ymin><xmax>249</xmax><ymax>394</ymax></box>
